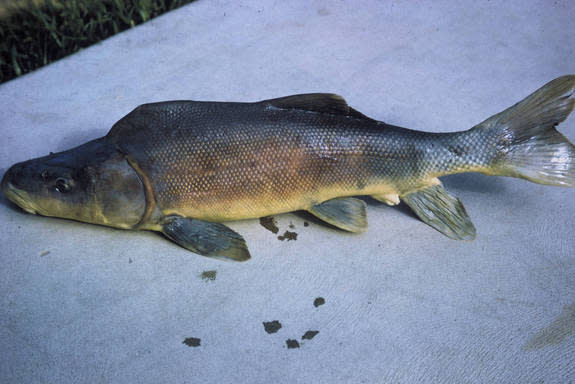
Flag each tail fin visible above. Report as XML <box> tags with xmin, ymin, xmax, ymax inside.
<box><xmin>474</xmin><ymin>75</ymin><xmax>575</xmax><ymax>187</ymax></box>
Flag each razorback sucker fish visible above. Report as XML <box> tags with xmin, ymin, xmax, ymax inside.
<box><xmin>2</xmin><ymin>76</ymin><xmax>575</xmax><ymax>261</ymax></box>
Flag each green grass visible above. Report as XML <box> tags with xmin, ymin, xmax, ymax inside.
<box><xmin>0</xmin><ymin>0</ymin><xmax>195</xmax><ymax>84</ymax></box>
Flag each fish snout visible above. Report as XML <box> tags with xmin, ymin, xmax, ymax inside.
<box><xmin>2</xmin><ymin>160</ymin><xmax>47</xmax><ymax>197</ymax></box>
<box><xmin>2</xmin><ymin>162</ymin><xmax>46</xmax><ymax>215</ymax></box>
<box><xmin>2</xmin><ymin>162</ymin><xmax>28</xmax><ymax>191</ymax></box>
<box><xmin>2</xmin><ymin>164</ymin><xmax>29</xmax><ymax>211</ymax></box>
<box><xmin>1</xmin><ymin>164</ymin><xmax>18</xmax><ymax>193</ymax></box>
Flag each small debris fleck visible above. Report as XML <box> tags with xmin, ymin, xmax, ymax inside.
<box><xmin>289</xmin><ymin>222</ymin><xmax>295</xmax><ymax>229</ymax></box>
<box><xmin>263</xmin><ymin>320</ymin><xmax>282</xmax><ymax>334</ymax></box>
<box><xmin>278</xmin><ymin>230</ymin><xmax>297</xmax><ymax>241</ymax></box>
<box><xmin>201</xmin><ymin>270</ymin><xmax>217</xmax><ymax>281</ymax></box>
<box><xmin>302</xmin><ymin>330</ymin><xmax>319</xmax><ymax>340</ymax></box>
<box><xmin>286</xmin><ymin>339</ymin><xmax>300</xmax><ymax>349</ymax></box>
<box><xmin>260</xmin><ymin>216</ymin><xmax>279</xmax><ymax>234</ymax></box>
<box><xmin>183</xmin><ymin>337</ymin><xmax>201</xmax><ymax>347</ymax></box>
<box><xmin>314</xmin><ymin>297</ymin><xmax>325</xmax><ymax>307</ymax></box>
<box><xmin>39</xmin><ymin>250</ymin><xmax>50</xmax><ymax>257</ymax></box>
<box><xmin>303</xmin><ymin>221</ymin><xmax>309</xmax><ymax>227</ymax></box>
<box><xmin>128</xmin><ymin>258</ymin><xmax>133</xmax><ymax>264</ymax></box>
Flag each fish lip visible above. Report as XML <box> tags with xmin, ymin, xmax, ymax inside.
<box><xmin>2</xmin><ymin>180</ymin><xmax>38</xmax><ymax>215</ymax></box>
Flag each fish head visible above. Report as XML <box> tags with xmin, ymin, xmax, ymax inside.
<box><xmin>2</xmin><ymin>138</ymin><xmax>145</xmax><ymax>228</ymax></box>
<box><xmin>2</xmin><ymin>152</ymin><xmax>97</xmax><ymax>220</ymax></box>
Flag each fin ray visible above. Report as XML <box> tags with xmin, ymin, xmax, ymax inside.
<box><xmin>261</xmin><ymin>94</ymin><xmax>372</xmax><ymax>120</ymax></box>
<box><xmin>161</xmin><ymin>216</ymin><xmax>250</xmax><ymax>261</ymax></box>
<box><xmin>474</xmin><ymin>75</ymin><xmax>575</xmax><ymax>187</ymax></box>
<box><xmin>308</xmin><ymin>197</ymin><xmax>367</xmax><ymax>232</ymax></box>
<box><xmin>402</xmin><ymin>183</ymin><xmax>476</xmax><ymax>240</ymax></box>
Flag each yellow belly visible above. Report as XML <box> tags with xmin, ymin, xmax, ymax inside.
<box><xmin>162</xmin><ymin>181</ymin><xmax>402</xmax><ymax>222</ymax></box>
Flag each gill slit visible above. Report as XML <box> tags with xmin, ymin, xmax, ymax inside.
<box><xmin>123</xmin><ymin>154</ymin><xmax>156</xmax><ymax>229</ymax></box>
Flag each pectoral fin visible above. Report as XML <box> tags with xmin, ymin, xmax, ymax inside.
<box><xmin>161</xmin><ymin>216</ymin><xmax>250</xmax><ymax>261</ymax></box>
<box><xmin>402</xmin><ymin>183</ymin><xmax>476</xmax><ymax>240</ymax></box>
<box><xmin>308</xmin><ymin>197</ymin><xmax>367</xmax><ymax>232</ymax></box>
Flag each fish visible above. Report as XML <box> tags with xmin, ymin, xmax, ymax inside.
<box><xmin>2</xmin><ymin>76</ymin><xmax>575</xmax><ymax>261</ymax></box>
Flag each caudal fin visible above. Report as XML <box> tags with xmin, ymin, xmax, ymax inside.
<box><xmin>474</xmin><ymin>75</ymin><xmax>575</xmax><ymax>187</ymax></box>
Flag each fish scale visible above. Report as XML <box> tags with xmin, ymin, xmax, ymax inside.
<box><xmin>109</xmin><ymin>101</ymin><xmax>474</xmax><ymax>221</ymax></box>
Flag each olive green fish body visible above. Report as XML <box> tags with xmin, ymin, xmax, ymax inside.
<box><xmin>3</xmin><ymin>76</ymin><xmax>575</xmax><ymax>261</ymax></box>
<box><xmin>107</xmin><ymin>99</ymin><xmax>488</xmax><ymax>224</ymax></box>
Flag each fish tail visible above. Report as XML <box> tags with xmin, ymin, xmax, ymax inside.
<box><xmin>474</xmin><ymin>75</ymin><xmax>575</xmax><ymax>187</ymax></box>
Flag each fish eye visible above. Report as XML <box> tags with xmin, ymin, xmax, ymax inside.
<box><xmin>55</xmin><ymin>178</ymin><xmax>71</xmax><ymax>193</ymax></box>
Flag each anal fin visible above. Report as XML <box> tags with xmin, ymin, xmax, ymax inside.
<box><xmin>402</xmin><ymin>183</ymin><xmax>476</xmax><ymax>240</ymax></box>
<box><xmin>161</xmin><ymin>216</ymin><xmax>250</xmax><ymax>261</ymax></box>
<box><xmin>308</xmin><ymin>197</ymin><xmax>367</xmax><ymax>232</ymax></box>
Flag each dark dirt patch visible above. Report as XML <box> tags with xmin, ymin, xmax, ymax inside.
<box><xmin>303</xmin><ymin>221</ymin><xmax>309</xmax><ymax>227</ymax></box>
<box><xmin>286</xmin><ymin>339</ymin><xmax>300</xmax><ymax>349</ymax></box>
<box><xmin>260</xmin><ymin>216</ymin><xmax>279</xmax><ymax>234</ymax></box>
<box><xmin>314</xmin><ymin>297</ymin><xmax>325</xmax><ymax>307</ymax></box>
<box><xmin>201</xmin><ymin>270</ymin><xmax>217</xmax><ymax>281</ymax></box>
<box><xmin>278</xmin><ymin>230</ymin><xmax>297</xmax><ymax>241</ymax></box>
<box><xmin>302</xmin><ymin>330</ymin><xmax>319</xmax><ymax>340</ymax></box>
<box><xmin>182</xmin><ymin>337</ymin><xmax>201</xmax><ymax>347</ymax></box>
<box><xmin>263</xmin><ymin>320</ymin><xmax>282</xmax><ymax>334</ymax></box>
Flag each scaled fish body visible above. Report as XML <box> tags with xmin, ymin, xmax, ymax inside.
<box><xmin>3</xmin><ymin>76</ymin><xmax>575</xmax><ymax>261</ymax></box>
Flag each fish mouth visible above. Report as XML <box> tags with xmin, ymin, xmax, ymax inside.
<box><xmin>1</xmin><ymin>179</ymin><xmax>39</xmax><ymax>215</ymax></box>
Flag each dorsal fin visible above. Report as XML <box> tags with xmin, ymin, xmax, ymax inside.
<box><xmin>261</xmin><ymin>93</ymin><xmax>372</xmax><ymax>120</ymax></box>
